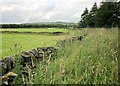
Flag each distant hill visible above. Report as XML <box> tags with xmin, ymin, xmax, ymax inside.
<box><xmin>24</xmin><ymin>22</ymin><xmax>76</xmax><ymax>25</ymax></box>
<box><xmin>0</xmin><ymin>22</ymin><xmax>77</xmax><ymax>28</ymax></box>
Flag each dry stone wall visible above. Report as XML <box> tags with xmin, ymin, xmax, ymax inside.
<box><xmin>0</xmin><ymin>47</ymin><xmax>57</xmax><ymax>76</ymax></box>
<box><xmin>0</xmin><ymin>33</ymin><xmax>88</xmax><ymax>85</ymax></box>
<box><xmin>56</xmin><ymin>33</ymin><xmax>87</xmax><ymax>47</ymax></box>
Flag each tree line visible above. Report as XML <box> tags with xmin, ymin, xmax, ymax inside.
<box><xmin>78</xmin><ymin>1</ymin><xmax>120</xmax><ymax>28</ymax></box>
<box><xmin>0</xmin><ymin>23</ymin><xmax>71</xmax><ymax>28</ymax></box>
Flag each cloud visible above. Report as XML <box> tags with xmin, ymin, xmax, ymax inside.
<box><xmin>0</xmin><ymin>0</ymin><xmax>102</xmax><ymax>23</ymax></box>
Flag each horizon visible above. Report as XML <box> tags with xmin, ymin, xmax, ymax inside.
<box><xmin>0</xmin><ymin>21</ymin><xmax>77</xmax><ymax>24</ymax></box>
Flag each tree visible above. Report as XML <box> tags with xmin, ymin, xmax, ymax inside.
<box><xmin>78</xmin><ymin>3</ymin><xmax>98</xmax><ymax>28</ymax></box>
<box><xmin>89</xmin><ymin>2</ymin><xmax>98</xmax><ymax>27</ymax></box>
<box><xmin>78</xmin><ymin>1</ymin><xmax>119</xmax><ymax>28</ymax></box>
<box><xmin>81</xmin><ymin>8</ymin><xmax>89</xmax><ymax>18</ymax></box>
<box><xmin>95</xmin><ymin>1</ymin><xmax>119</xmax><ymax>27</ymax></box>
<box><xmin>78</xmin><ymin>8</ymin><xmax>89</xmax><ymax>27</ymax></box>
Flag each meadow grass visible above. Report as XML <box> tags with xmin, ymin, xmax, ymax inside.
<box><xmin>1</xmin><ymin>28</ymin><xmax>79</xmax><ymax>57</ymax></box>
<box><xmin>31</xmin><ymin>28</ymin><xmax>118</xmax><ymax>84</ymax></box>
<box><xmin>1</xmin><ymin>33</ymin><xmax>70</xmax><ymax>57</ymax></box>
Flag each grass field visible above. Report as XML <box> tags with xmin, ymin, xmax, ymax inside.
<box><xmin>12</xmin><ymin>28</ymin><xmax>118</xmax><ymax>84</ymax></box>
<box><xmin>0</xmin><ymin>28</ymin><xmax>68</xmax><ymax>32</ymax></box>
<box><xmin>1</xmin><ymin>28</ymin><xmax>83</xmax><ymax>57</ymax></box>
<box><xmin>0</xmin><ymin>28</ymin><xmax>73</xmax><ymax>57</ymax></box>
<box><xmin>2</xmin><ymin>34</ymin><xmax>70</xmax><ymax>57</ymax></box>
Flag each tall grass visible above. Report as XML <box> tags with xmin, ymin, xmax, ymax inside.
<box><xmin>13</xmin><ymin>28</ymin><xmax>118</xmax><ymax>84</ymax></box>
<box><xmin>32</xmin><ymin>28</ymin><xmax>118</xmax><ymax>84</ymax></box>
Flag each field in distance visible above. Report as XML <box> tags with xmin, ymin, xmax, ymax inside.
<box><xmin>1</xmin><ymin>28</ymin><xmax>75</xmax><ymax>58</ymax></box>
<box><xmin>0</xmin><ymin>28</ymin><xmax>68</xmax><ymax>33</ymax></box>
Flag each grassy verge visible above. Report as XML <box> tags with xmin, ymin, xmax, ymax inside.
<box><xmin>12</xmin><ymin>28</ymin><xmax>118</xmax><ymax>84</ymax></box>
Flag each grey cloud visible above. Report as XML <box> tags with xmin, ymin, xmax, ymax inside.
<box><xmin>44</xmin><ymin>5</ymin><xmax>55</xmax><ymax>12</ymax></box>
<box><xmin>2</xmin><ymin>11</ymin><xmax>24</xmax><ymax>23</ymax></box>
<box><xmin>1</xmin><ymin>0</ymin><xmax>103</xmax><ymax>23</ymax></box>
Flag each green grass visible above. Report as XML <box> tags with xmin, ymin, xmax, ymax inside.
<box><xmin>0</xmin><ymin>28</ymin><xmax>68</xmax><ymax>33</ymax></box>
<box><xmin>31</xmin><ymin>28</ymin><xmax>118</xmax><ymax>84</ymax></box>
<box><xmin>1</xmin><ymin>28</ymin><xmax>118</xmax><ymax>84</ymax></box>
<box><xmin>1</xmin><ymin>33</ymin><xmax>70</xmax><ymax>57</ymax></box>
<box><xmin>1</xmin><ymin>28</ymin><xmax>80</xmax><ymax>57</ymax></box>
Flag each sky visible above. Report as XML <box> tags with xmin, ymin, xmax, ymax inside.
<box><xmin>0</xmin><ymin>0</ymin><xmax>103</xmax><ymax>24</ymax></box>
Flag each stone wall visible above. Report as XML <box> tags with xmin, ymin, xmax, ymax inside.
<box><xmin>0</xmin><ymin>47</ymin><xmax>57</xmax><ymax>76</ymax></box>
<box><xmin>0</xmin><ymin>33</ymin><xmax>88</xmax><ymax>85</ymax></box>
<box><xmin>56</xmin><ymin>33</ymin><xmax>87</xmax><ymax>47</ymax></box>
<box><xmin>1</xmin><ymin>33</ymin><xmax>88</xmax><ymax>75</ymax></box>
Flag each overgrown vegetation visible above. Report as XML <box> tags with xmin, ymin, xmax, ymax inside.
<box><xmin>12</xmin><ymin>28</ymin><xmax>118</xmax><ymax>84</ymax></box>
